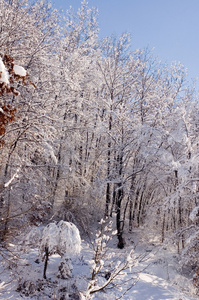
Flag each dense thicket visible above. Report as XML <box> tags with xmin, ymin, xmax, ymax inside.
<box><xmin>0</xmin><ymin>0</ymin><xmax>198</xmax><ymax>276</ymax></box>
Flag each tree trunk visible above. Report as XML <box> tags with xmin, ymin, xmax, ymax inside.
<box><xmin>116</xmin><ymin>195</ymin><xmax>124</xmax><ymax>249</ymax></box>
<box><xmin>116</xmin><ymin>153</ymin><xmax>124</xmax><ymax>249</ymax></box>
<box><xmin>43</xmin><ymin>246</ymin><xmax>49</xmax><ymax>279</ymax></box>
<box><xmin>129</xmin><ymin>175</ymin><xmax>136</xmax><ymax>232</ymax></box>
<box><xmin>105</xmin><ymin>114</ymin><xmax>112</xmax><ymax>217</ymax></box>
<box><xmin>110</xmin><ymin>184</ymin><xmax>116</xmax><ymax>217</ymax></box>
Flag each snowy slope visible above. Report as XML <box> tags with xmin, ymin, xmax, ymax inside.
<box><xmin>0</xmin><ymin>227</ymin><xmax>198</xmax><ymax>300</ymax></box>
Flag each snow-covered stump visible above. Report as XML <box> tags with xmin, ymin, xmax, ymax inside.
<box><xmin>40</xmin><ymin>221</ymin><xmax>81</xmax><ymax>279</ymax></box>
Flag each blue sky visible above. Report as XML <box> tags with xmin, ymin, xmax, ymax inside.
<box><xmin>52</xmin><ymin>0</ymin><xmax>199</xmax><ymax>90</ymax></box>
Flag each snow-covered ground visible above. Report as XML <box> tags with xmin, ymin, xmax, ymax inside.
<box><xmin>0</xmin><ymin>226</ymin><xmax>198</xmax><ymax>300</ymax></box>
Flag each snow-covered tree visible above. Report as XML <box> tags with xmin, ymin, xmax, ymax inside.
<box><xmin>40</xmin><ymin>221</ymin><xmax>81</xmax><ymax>279</ymax></box>
<box><xmin>0</xmin><ymin>0</ymin><xmax>60</xmax><ymax>240</ymax></box>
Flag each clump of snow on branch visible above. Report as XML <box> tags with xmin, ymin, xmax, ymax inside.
<box><xmin>0</xmin><ymin>58</ymin><xmax>27</xmax><ymax>85</ymax></box>
<box><xmin>4</xmin><ymin>168</ymin><xmax>20</xmax><ymax>188</ymax></box>
<box><xmin>13</xmin><ymin>64</ymin><xmax>27</xmax><ymax>77</ymax></box>
<box><xmin>189</xmin><ymin>207</ymin><xmax>199</xmax><ymax>222</ymax></box>
<box><xmin>0</xmin><ymin>57</ymin><xmax>9</xmax><ymax>84</ymax></box>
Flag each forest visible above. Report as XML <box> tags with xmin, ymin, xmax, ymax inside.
<box><xmin>0</xmin><ymin>0</ymin><xmax>199</xmax><ymax>299</ymax></box>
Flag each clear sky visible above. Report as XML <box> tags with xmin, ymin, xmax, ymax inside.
<box><xmin>52</xmin><ymin>0</ymin><xmax>199</xmax><ymax>91</ymax></box>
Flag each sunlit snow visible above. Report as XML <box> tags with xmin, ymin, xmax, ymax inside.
<box><xmin>13</xmin><ymin>64</ymin><xmax>27</xmax><ymax>77</ymax></box>
<box><xmin>0</xmin><ymin>57</ymin><xmax>9</xmax><ymax>84</ymax></box>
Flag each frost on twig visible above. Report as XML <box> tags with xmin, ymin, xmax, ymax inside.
<box><xmin>87</xmin><ymin>219</ymin><xmax>138</xmax><ymax>297</ymax></box>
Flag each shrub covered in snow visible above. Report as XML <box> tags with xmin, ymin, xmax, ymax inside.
<box><xmin>57</xmin><ymin>257</ymin><xmax>73</xmax><ymax>279</ymax></box>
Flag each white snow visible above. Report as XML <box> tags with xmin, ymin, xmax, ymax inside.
<box><xmin>189</xmin><ymin>206</ymin><xmax>199</xmax><ymax>222</ymax></box>
<box><xmin>40</xmin><ymin>221</ymin><xmax>81</xmax><ymax>256</ymax></box>
<box><xmin>58</xmin><ymin>220</ymin><xmax>81</xmax><ymax>256</ymax></box>
<box><xmin>0</xmin><ymin>226</ymin><xmax>198</xmax><ymax>300</ymax></box>
<box><xmin>13</xmin><ymin>64</ymin><xmax>27</xmax><ymax>77</ymax></box>
<box><xmin>0</xmin><ymin>57</ymin><xmax>9</xmax><ymax>84</ymax></box>
<box><xmin>4</xmin><ymin>168</ymin><xmax>20</xmax><ymax>188</ymax></box>
<box><xmin>40</xmin><ymin>222</ymin><xmax>60</xmax><ymax>254</ymax></box>
<box><xmin>43</xmin><ymin>142</ymin><xmax>58</xmax><ymax>164</ymax></box>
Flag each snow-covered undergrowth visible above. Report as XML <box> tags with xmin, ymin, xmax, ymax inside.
<box><xmin>0</xmin><ymin>224</ymin><xmax>198</xmax><ymax>300</ymax></box>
